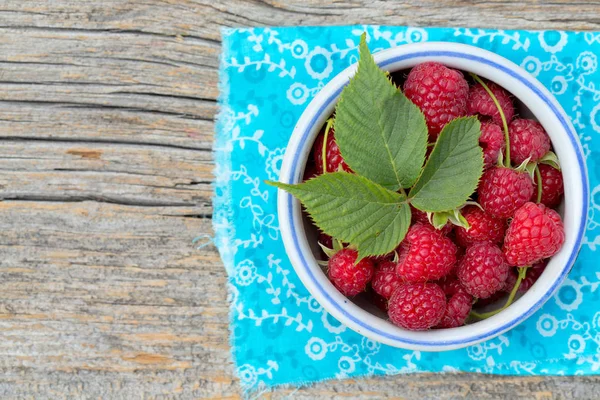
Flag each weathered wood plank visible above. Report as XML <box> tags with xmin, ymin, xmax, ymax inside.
<box><xmin>0</xmin><ymin>27</ymin><xmax>218</xmax><ymax>149</ymax></box>
<box><xmin>0</xmin><ymin>141</ymin><xmax>213</xmax><ymax>208</ymax></box>
<box><xmin>0</xmin><ymin>104</ymin><xmax>214</xmax><ymax>150</ymax></box>
<box><xmin>0</xmin><ymin>0</ymin><xmax>599</xmax><ymax>398</ymax></box>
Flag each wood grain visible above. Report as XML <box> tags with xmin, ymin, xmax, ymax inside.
<box><xmin>1</xmin><ymin>1</ymin><xmax>599</xmax><ymax>398</ymax></box>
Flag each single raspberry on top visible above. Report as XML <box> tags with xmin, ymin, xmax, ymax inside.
<box><xmin>327</xmin><ymin>248</ymin><xmax>374</xmax><ymax>297</ymax></box>
<box><xmin>388</xmin><ymin>283</ymin><xmax>446</xmax><ymax>330</ymax></box>
<box><xmin>478</xmin><ymin>167</ymin><xmax>534</xmax><ymax>219</ymax></box>
<box><xmin>503</xmin><ymin>202</ymin><xmax>565</xmax><ymax>266</ymax></box>
<box><xmin>371</xmin><ymin>261</ymin><xmax>403</xmax><ymax>299</ymax></box>
<box><xmin>479</xmin><ymin>122</ymin><xmax>506</xmax><ymax>169</ymax></box>
<box><xmin>455</xmin><ymin>205</ymin><xmax>506</xmax><ymax>247</ymax></box>
<box><xmin>313</xmin><ymin>128</ymin><xmax>351</xmax><ymax>174</ymax></box>
<box><xmin>468</xmin><ymin>82</ymin><xmax>514</xmax><ymax>126</ymax></box>
<box><xmin>458</xmin><ymin>242</ymin><xmax>509</xmax><ymax>299</ymax></box>
<box><xmin>508</xmin><ymin>119</ymin><xmax>551</xmax><ymax>165</ymax></box>
<box><xmin>403</xmin><ymin>62</ymin><xmax>469</xmax><ymax>139</ymax></box>
<box><xmin>532</xmin><ymin>164</ymin><xmax>564</xmax><ymax>208</ymax></box>
<box><xmin>396</xmin><ymin>223</ymin><xmax>458</xmax><ymax>283</ymax></box>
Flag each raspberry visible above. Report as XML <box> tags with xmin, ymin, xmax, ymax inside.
<box><xmin>436</xmin><ymin>291</ymin><xmax>473</xmax><ymax>329</ymax></box>
<box><xmin>502</xmin><ymin>267</ymin><xmax>518</xmax><ymax>292</ymax></box>
<box><xmin>388</xmin><ymin>283</ymin><xmax>446</xmax><ymax>330</ymax></box>
<box><xmin>396</xmin><ymin>223</ymin><xmax>457</xmax><ymax>283</ymax></box>
<box><xmin>455</xmin><ymin>205</ymin><xmax>506</xmax><ymax>247</ymax></box>
<box><xmin>503</xmin><ymin>260</ymin><xmax>548</xmax><ymax>294</ymax></box>
<box><xmin>313</xmin><ymin>128</ymin><xmax>351</xmax><ymax>174</ymax></box>
<box><xmin>479</xmin><ymin>122</ymin><xmax>506</xmax><ymax>169</ymax></box>
<box><xmin>458</xmin><ymin>242</ymin><xmax>509</xmax><ymax>298</ymax></box>
<box><xmin>371</xmin><ymin>261</ymin><xmax>403</xmax><ymax>299</ymax></box>
<box><xmin>468</xmin><ymin>82</ymin><xmax>514</xmax><ymax>126</ymax></box>
<box><xmin>327</xmin><ymin>248</ymin><xmax>374</xmax><ymax>296</ymax></box>
<box><xmin>532</xmin><ymin>164</ymin><xmax>564</xmax><ymax>208</ymax></box>
<box><xmin>478</xmin><ymin>167</ymin><xmax>534</xmax><ymax>219</ymax></box>
<box><xmin>503</xmin><ymin>202</ymin><xmax>565</xmax><ymax>266</ymax></box>
<box><xmin>519</xmin><ymin>260</ymin><xmax>548</xmax><ymax>291</ymax></box>
<box><xmin>411</xmin><ymin>206</ymin><xmax>453</xmax><ymax>235</ymax></box>
<box><xmin>437</xmin><ymin>276</ymin><xmax>470</xmax><ymax>297</ymax></box>
<box><xmin>403</xmin><ymin>62</ymin><xmax>469</xmax><ymax>139</ymax></box>
<box><xmin>508</xmin><ymin>119</ymin><xmax>551</xmax><ymax>165</ymax></box>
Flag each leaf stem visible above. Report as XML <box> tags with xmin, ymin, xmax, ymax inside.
<box><xmin>471</xmin><ymin>266</ymin><xmax>529</xmax><ymax>320</ymax></box>
<box><xmin>469</xmin><ymin>73</ymin><xmax>511</xmax><ymax>168</ymax></box>
<box><xmin>535</xmin><ymin>164</ymin><xmax>543</xmax><ymax>204</ymax></box>
<box><xmin>322</xmin><ymin>118</ymin><xmax>334</xmax><ymax>173</ymax></box>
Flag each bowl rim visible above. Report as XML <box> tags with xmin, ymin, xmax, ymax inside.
<box><xmin>277</xmin><ymin>41</ymin><xmax>589</xmax><ymax>351</ymax></box>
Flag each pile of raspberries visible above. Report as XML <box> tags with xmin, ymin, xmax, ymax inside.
<box><xmin>308</xmin><ymin>62</ymin><xmax>565</xmax><ymax>331</ymax></box>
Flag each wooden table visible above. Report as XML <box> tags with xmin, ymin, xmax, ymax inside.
<box><xmin>1</xmin><ymin>1</ymin><xmax>599</xmax><ymax>398</ymax></box>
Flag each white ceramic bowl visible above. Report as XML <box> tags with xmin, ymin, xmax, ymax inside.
<box><xmin>277</xmin><ymin>42</ymin><xmax>588</xmax><ymax>351</ymax></box>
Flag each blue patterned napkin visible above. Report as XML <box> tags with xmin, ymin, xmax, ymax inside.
<box><xmin>214</xmin><ymin>26</ymin><xmax>600</xmax><ymax>392</ymax></box>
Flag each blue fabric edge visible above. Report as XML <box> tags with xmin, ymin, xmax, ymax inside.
<box><xmin>212</xmin><ymin>25</ymin><xmax>245</xmax><ymax>394</ymax></box>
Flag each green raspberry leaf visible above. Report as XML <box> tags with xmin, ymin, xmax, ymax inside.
<box><xmin>268</xmin><ymin>172</ymin><xmax>411</xmax><ymax>259</ymax></box>
<box><xmin>409</xmin><ymin>117</ymin><xmax>484</xmax><ymax>212</ymax></box>
<box><xmin>334</xmin><ymin>34</ymin><xmax>428</xmax><ymax>190</ymax></box>
<box><xmin>538</xmin><ymin>151</ymin><xmax>561</xmax><ymax>170</ymax></box>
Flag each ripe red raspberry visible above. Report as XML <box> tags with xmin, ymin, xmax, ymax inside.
<box><xmin>455</xmin><ymin>205</ymin><xmax>506</xmax><ymax>247</ymax></box>
<box><xmin>478</xmin><ymin>167</ymin><xmax>534</xmax><ymax>219</ymax></box>
<box><xmin>479</xmin><ymin>122</ymin><xmax>506</xmax><ymax>169</ymax></box>
<box><xmin>503</xmin><ymin>268</ymin><xmax>518</xmax><ymax>293</ymax></box>
<box><xmin>468</xmin><ymin>82</ymin><xmax>515</xmax><ymax>126</ymax></box>
<box><xmin>327</xmin><ymin>248</ymin><xmax>374</xmax><ymax>297</ymax></box>
<box><xmin>532</xmin><ymin>164</ymin><xmax>564</xmax><ymax>208</ymax></box>
<box><xmin>388</xmin><ymin>283</ymin><xmax>446</xmax><ymax>330</ymax></box>
<box><xmin>457</xmin><ymin>242</ymin><xmax>509</xmax><ymax>298</ymax></box>
<box><xmin>478</xmin><ymin>260</ymin><xmax>548</xmax><ymax>307</ymax></box>
<box><xmin>504</xmin><ymin>260</ymin><xmax>548</xmax><ymax>293</ymax></box>
<box><xmin>436</xmin><ymin>291</ymin><xmax>473</xmax><ymax>328</ymax></box>
<box><xmin>313</xmin><ymin>128</ymin><xmax>351</xmax><ymax>174</ymax></box>
<box><xmin>437</xmin><ymin>276</ymin><xmax>469</xmax><ymax>297</ymax></box>
<box><xmin>508</xmin><ymin>119</ymin><xmax>551</xmax><ymax>165</ymax></box>
<box><xmin>503</xmin><ymin>202</ymin><xmax>565</xmax><ymax>266</ymax></box>
<box><xmin>371</xmin><ymin>261</ymin><xmax>403</xmax><ymax>299</ymax></box>
<box><xmin>396</xmin><ymin>224</ymin><xmax>457</xmax><ymax>283</ymax></box>
<box><xmin>503</xmin><ymin>260</ymin><xmax>547</xmax><ymax>294</ymax></box>
<box><xmin>411</xmin><ymin>206</ymin><xmax>453</xmax><ymax>235</ymax></box>
<box><xmin>403</xmin><ymin>62</ymin><xmax>469</xmax><ymax>139</ymax></box>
